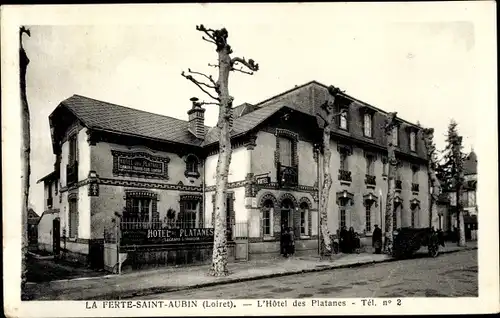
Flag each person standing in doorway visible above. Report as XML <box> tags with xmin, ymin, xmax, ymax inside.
<box><xmin>372</xmin><ymin>224</ymin><xmax>383</xmax><ymax>254</ymax></box>
<box><xmin>287</xmin><ymin>227</ymin><xmax>295</xmax><ymax>257</ymax></box>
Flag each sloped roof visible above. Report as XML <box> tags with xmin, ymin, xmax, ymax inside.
<box><xmin>37</xmin><ymin>170</ymin><xmax>58</xmax><ymax>184</ymax></box>
<box><xmin>254</xmin><ymin>81</ymin><xmax>427</xmax><ymax>159</ymax></box>
<box><xmin>202</xmin><ymin>102</ymin><xmax>307</xmax><ymax>146</ymax></box>
<box><xmin>56</xmin><ymin>95</ymin><xmax>209</xmax><ymax>146</ymax></box>
<box><xmin>463</xmin><ymin>151</ymin><xmax>477</xmax><ymax>175</ymax></box>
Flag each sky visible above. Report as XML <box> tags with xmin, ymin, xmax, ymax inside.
<box><xmin>16</xmin><ymin>3</ymin><xmax>491</xmax><ymax>215</ymax></box>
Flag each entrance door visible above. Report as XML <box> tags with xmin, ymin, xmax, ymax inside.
<box><xmin>52</xmin><ymin>218</ymin><xmax>60</xmax><ymax>257</ymax></box>
<box><xmin>281</xmin><ymin>199</ymin><xmax>293</xmax><ymax>230</ymax></box>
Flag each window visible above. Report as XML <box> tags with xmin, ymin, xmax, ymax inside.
<box><xmin>300</xmin><ymin>202</ymin><xmax>309</xmax><ymax>236</ymax></box>
<box><xmin>68</xmin><ymin>198</ymin><xmax>78</xmax><ymax>238</ymax></box>
<box><xmin>262</xmin><ymin>200</ymin><xmax>274</xmax><ymax>236</ymax></box>
<box><xmin>396</xmin><ymin>163</ymin><xmax>402</xmax><ymax>181</ymax></box>
<box><xmin>363</xmin><ymin>113</ymin><xmax>372</xmax><ymax>137</ymax></box>
<box><xmin>366</xmin><ymin>154</ymin><xmax>375</xmax><ymax>175</ymax></box>
<box><xmin>182</xmin><ymin>200</ymin><xmax>198</xmax><ymax>228</ymax></box>
<box><xmin>382</xmin><ymin>157</ymin><xmax>388</xmax><ymax>176</ymax></box>
<box><xmin>185</xmin><ymin>156</ymin><xmax>198</xmax><ymax>175</ymax></box>
<box><xmin>48</xmin><ymin>183</ymin><xmax>53</xmax><ymax>200</ymax></box>
<box><xmin>339</xmin><ymin>111</ymin><xmax>348</xmax><ymax>130</ymax></box>
<box><xmin>412</xmin><ymin>166</ymin><xmax>419</xmax><ymax>184</ymax></box>
<box><xmin>339</xmin><ymin>199</ymin><xmax>347</xmax><ymax>228</ymax></box>
<box><xmin>410</xmin><ymin>131</ymin><xmax>416</xmax><ymax>152</ymax></box>
<box><xmin>131</xmin><ymin>198</ymin><xmax>151</xmax><ymax>221</ymax></box>
<box><xmin>68</xmin><ymin>135</ymin><xmax>78</xmax><ymax>163</ymax></box>
<box><xmin>340</xmin><ymin>150</ymin><xmax>349</xmax><ymax>171</ymax></box>
<box><xmin>279</xmin><ymin>136</ymin><xmax>293</xmax><ymax>166</ymax></box>
<box><xmin>461</xmin><ymin>191</ymin><xmax>469</xmax><ymax>207</ymax></box>
<box><xmin>365</xmin><ymin>204</ymin><xmax>371</xmax><ymax>232</ymax></box>
<box><xmin>392</xmin><ymin>126</ymin><xmax>399</xmax><ymax>146</ymax></box>
<box><xmin>468</xmin><ymin>191</ymin><xmax>476</xmax><ymax>206</ymax></box>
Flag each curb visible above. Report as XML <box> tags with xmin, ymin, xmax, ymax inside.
<box><xmin>85</xmin><ymin>246</ymin><xmax>477</xmax><ymax>300</ymax></box>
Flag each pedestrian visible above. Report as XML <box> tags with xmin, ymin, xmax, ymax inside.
<box><xmin>281</xmin><ymin>226</ymin><xmax>289</xmax><ymax>257</ymax></box>
<box><xmin>372</xmin><ymin>224</ymin><xmax>383</xmax><ymax>254</ymax></box>
<box><xmin>348</xmin><ymin>227</ymin><xmax>356</xmax><ymax>253</ymax></box>
<box><xmin>340</xmin><ymin>226</ymin><xmax>348</xmax><ymax>253</ymax></box>
<box><xmin>287</xmin><ymin>227</ymin><xmax>295</xmax><ymax>257</ymax></box>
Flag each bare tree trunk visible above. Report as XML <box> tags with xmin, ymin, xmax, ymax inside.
<box><xmin>422</xmin><ymin>128</ymin><xmax>441</xmax><ymax>228</ymax></box>
<box><xmin>319</xmin><ymin>125</ymin><xmax>332</xmax><ymax>257</ymax></box>
<box><xmin>20</xmin><ymin>27</ymin><xmax>31</xmax><ymax>291</ymax></box>
<box><xmin>456</xmin><ymin>185</ymin><xmax>466</xmax><ymax>247</ymax></box>
<box><xmin>209</xmin><ymin>45</ymin><xmax>232</xmax><ymax>277</ymax></box>
<box><xmin>182</xmin><ymin>25</ymin><xmax>259</xmax><ymax>276</ymax></box>
<box><xmin>317</xmin><ymin>86</ymin><xmax>343</xmax><ymax>258</ymax></box>
<box><xmin>384</xmin><ymin>113</ymin><xmax>398</xmax><ymax>254</ymax></box>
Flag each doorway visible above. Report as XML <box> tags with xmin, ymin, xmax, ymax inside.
<box><xmin>280</xmin><ymin>199</ymin><xmax>293</xmax><ymax>231</ymax></box>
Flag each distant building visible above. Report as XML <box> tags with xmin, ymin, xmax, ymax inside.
<box><xmin>27</xmin><ymin>208</ymin><xmax>39</xmax><ymax>247</ymax></box>
<box><xmin>36</xmin><ymin>170</ymin><xmax>60</xmax><ymax>254</ymax></box>
<box><xmin>40</xmin><ymin>81</ymin><xmax>431</xmax><ymax>269</ymax></box>
<box><xmin>440</xmin><ymin>150</ymin><xmax>478</xmax><ymax>240</ymax></box>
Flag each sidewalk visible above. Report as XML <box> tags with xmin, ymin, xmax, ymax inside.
<box><xmin>23</xmin><ymin>241</ymin><xmax>477</xmax><ymax>301</ymax></box>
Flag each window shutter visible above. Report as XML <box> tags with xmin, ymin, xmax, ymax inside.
<box><xmin>179</xmin><ymin>201</ymin><xmax>185</xmax><ymax>226</ymax></box>
<box><xmin>211</xmin><ymin>194</ymin><xmax>216</xmax><ymax>227</ymax></box>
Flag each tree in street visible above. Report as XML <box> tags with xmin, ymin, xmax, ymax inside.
<box><xmin>437</xmin><ymin>120</ymin><xmax>467</xmax><ymax>246</ymax></box>
<box><xmin>422</xmin><ymin>128</ymin><xmax>442</xmax><ymax>228</ymax></box>
<box><xmin>181</xmin><ymin>25</ymin><xmax>259</xmax><ymax>276</ymax></box>
<box><xmin>383</xmin><ymin>112</ymin><xmax>398</xmax><ymax>253</ymax></box>
<box><xmin>20</xmin><ymin>26</ymin><xmax>31</xmax><ymax>292</ymax></box>
<box><xmin>315</xmin><ymin>86</ymin><xmax>346</xmax><ymax>257</ymax></box>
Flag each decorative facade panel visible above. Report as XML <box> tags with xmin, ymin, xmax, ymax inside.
<box><xmin>111</xmin><ymin>150</ymin><xmax>170</xmax><ymax>180</ymax></box>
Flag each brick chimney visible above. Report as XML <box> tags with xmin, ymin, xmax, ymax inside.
<box><xmin>187</xmin><ymin>97</ymin><xmax>206</xmax><ymax>139</ymax></box>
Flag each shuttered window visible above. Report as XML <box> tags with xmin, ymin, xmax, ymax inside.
<box><xmin>363</xmin><ymin>113</ymin><xmax>372</xmax><ymax>137</ymax></box>
<box><xmin>279</xmin><ymin>137</ymin><xmax>292</xmax><ymax>167</ymax></box>
<box><xmin>69</xmin><ymin>198</ymin><xmax>78</xmax><ymax>238</ymax></box>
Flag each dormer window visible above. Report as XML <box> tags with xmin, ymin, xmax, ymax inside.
<box><xmin>410</xmin><ymin>131</ymin><xmax>416</xmax><ymax>152</ymax></box>
<box><xmin>339</xmin><ymin>111</ymin><xmax>348</xmax><ymax>130</ymax></box>
<box><xmin>68</xmin><ymin>134</ymin><xmax>77</xmax><ymax>163</ymax></box>
<box><xmin>392</xmin><ymin>126</ymin><xmax>399</xmax><ymax>146</ymax></box>
<box><xmin>184</xmin><ymin>155</ymin><xmax>200</xmax><ymax>178</ymax></box>
<box><xmin>363</xmin><ymin>113</ymin><xmax>372</xmax><ymax>137</ymax></box>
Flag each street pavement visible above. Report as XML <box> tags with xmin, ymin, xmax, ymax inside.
<box><xmin>140</xmin><ymin>249</ymin><xmax>478</xmax><ymax>299</ymax></box>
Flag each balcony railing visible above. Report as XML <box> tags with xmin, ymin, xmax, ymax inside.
<box><xmin>46</xmin><ymin>197</ymin><xmax>53</xmax><ymax>208</ymax></box>
<box><xmin>278</xmin><ymin>163</ymin><xmax>298</xmax><ymax>187</ymax></box>
<box><xmin>365</xmin><ymin>175</ymin><xmax>376</xmax><ymax>186</ymax></box>
<box><xmin>66</xmin><ymin>161</ymin><xmax>78</xmax><ymax>186</ymax></box>
<box><xmin>412</xmin><ymin>183</ymin><xmax>420</xmax><ymax>192</ymax></box>
<box><xmin>395</xmin><ymin>180</ymin><xmax>402</xmax><ymax>190</ymax></box>
<box><xmin>338</xmin><ymin>169</ymin><xmax>352</xmax><ymax>182</ymax></box>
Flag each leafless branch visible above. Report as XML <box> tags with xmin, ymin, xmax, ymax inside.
<box><xmin>196</xmin><ymin>24</ymin><xmax>217</xmax><ymax>41</ymax></box>
<box><xmin>208</xmin><ymin>63</ymin><xmax>219</xmax><ymax>68</ymax></box>
<box><xmin>181</xmin><ymin>71</ymin><xmax>220</xmax><ymax>101</ymax></box>
<box><xmin>231</xmin><ymin>67</ymin><xmax>254</xmax><ymax>75</ymax></box>
<box><xmin>202</xmin><ymin>36</ymin><xmax>217</xmax><ymax>45</ymax></box>
<box><xmin>199</xmin><ymin>101</ymin><xmax>221</xmax><ymax>106</ymax></box>
<box><xmin>230</xmin><ymin>57</ymin><xmax>259</xmax><ymax>72</ymax></box>
<box><xmin>187</xmin><ymin>68</ymin><xmax>217</xmax><ymax>86</ymax></box>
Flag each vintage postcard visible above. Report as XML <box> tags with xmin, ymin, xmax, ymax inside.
<box><xmin>2</xmin><ymin>2</ymin><xmax>498</xmax><ymax>317</ymax></box>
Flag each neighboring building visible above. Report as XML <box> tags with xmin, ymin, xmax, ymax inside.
<box><xmin>27</xmin><ymin>208</ymin><xmax>40</xmax><ymax>248</ymax></box>
<box><xmin>36</xmin><ymin>170</ymin><xmax>61</xmax><ymax>253</ymax></box>
<box><xmin>41</xmin><ymin>81</ymin><xmax>430</xmax><ymax>267</ymax></box>
<box><xmin>441</xmin><ymin>150</ymin><xmax>478</xmax><ymax>240</ymax></box>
